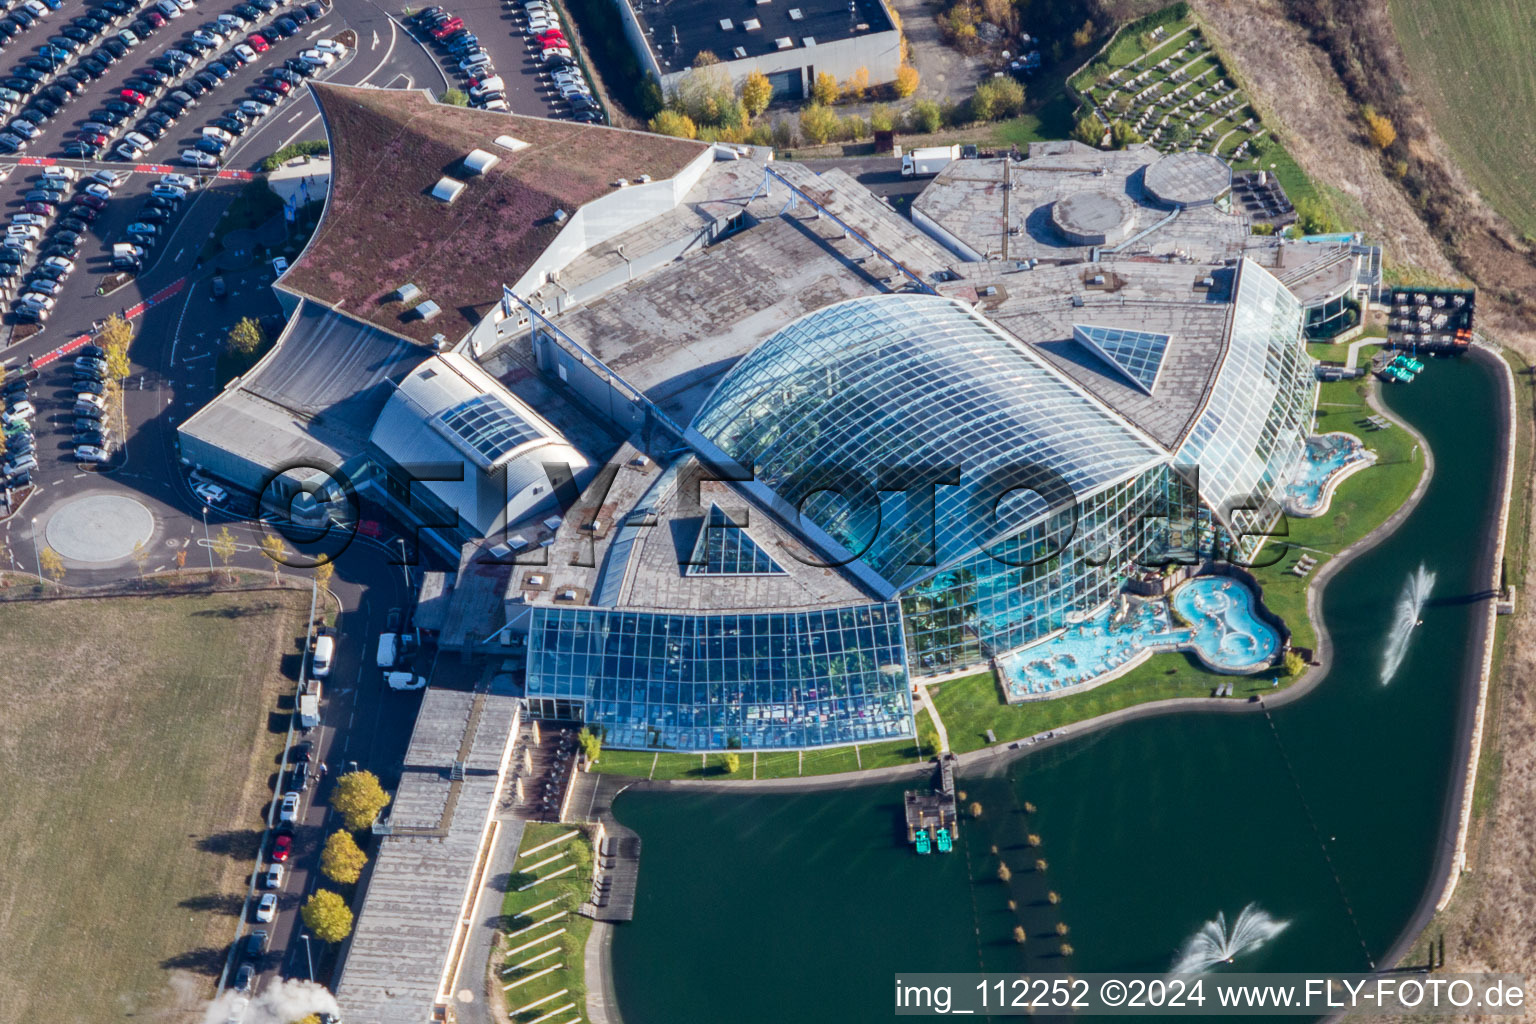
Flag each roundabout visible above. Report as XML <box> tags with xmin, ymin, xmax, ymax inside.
<box><xmin>43</xmin><ymin>493</ymin><xmax>156</xmax><ymax>564</ymax></box>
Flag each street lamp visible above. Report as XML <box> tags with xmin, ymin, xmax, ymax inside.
<box><xmin>300</xmin><ymin>933</ymin><xmax>314</xmax><ymax>981</ymax></box>
<box><xmin>201</xmin><ymin>506</ymin><xmax>214</xmax><ymax>576</ymax></box>
<box><xmin>30</xmin><ymin>516</ymin><xmax>40</xmax><ymax>579</ymax></box>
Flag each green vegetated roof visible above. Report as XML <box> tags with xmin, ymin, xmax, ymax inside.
<box><xmin>284</xmin><ymin>84</ymin><xmax>709</xmax><ymax>345</ymax></box>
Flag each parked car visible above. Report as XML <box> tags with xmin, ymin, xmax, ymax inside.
<box><xmin>278</xmin><ymin>790</ymin><xmax>299</xmax><ymax>824</ymax></box>
<box><xmin>254</xmin><ymin>892</ymin><xmax>277</xmax><ymax>923</ymax></box>
<box><xmin>263</xmin><ymin>862</ymin><xmax>285</xmax><ymax>888</ymax></box>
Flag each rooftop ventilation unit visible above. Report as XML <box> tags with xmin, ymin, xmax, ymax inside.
<box><xmin>638</xmin><ymin>173</ymin><xmax>652</xmax><ymax>183</ymax></box>
<box><xmin>719</xmin><ymin>17</ymin><xmax>732</xmax><ymax>29</ymax></box>
<box><xmin>494</xmin><ymin>134</ymin><xmax>530</xmax><ymax>152</ymax></box>
<box><xmin>553</xmin><ymin>208</ymin><xmax>568</xmax><ymax>224</ymax></box>
<box><xmin>462</xmin><ymin>148</ymin><xmax>500</xmax><ymax>175</ymax></box>
<box><xmin>412</xmin><ymin>300</ymin><xmax>442</xmax><ymax>321</ymax></box>
<box><xmin>431</xmin><ymin>333</ymin><xmax>447</xmax><ymax>350</ymax></box>
<box><xmin>390</xmin><ymin>283</ymin><xmax>422</xmax><ymax>304</ymax></box>
<box><xmin>732</xmin><ymin>45</ymin><xmax>747</xmax><ymax>57</ymax></box>
<box><xmin>788</xmin><ymin>6</ymin><xmax>801</xmax><ymax>17</ymax></box>
<box><xmin>430</xmin><ymin>177</ymin><xmax>465</xmax><ymax>203</ymax></box>
<box><xmin>743</xmin><ymin>17</ymin><xmax>760</xmax><ymax>29</ymax></box>
<box><xmin>614</xmin><ymin>178</ymin><xmax>629</xmax><ymax>187</ymax></box>
<box><xmin>775</xmin><ymin>35</ymin><xmax>793</xmax><ymax>48</ymax></box>
<box><xmin>801</xmin><ymin>35</ymin><xmax>815</xmax><ymax>45</ymax></box>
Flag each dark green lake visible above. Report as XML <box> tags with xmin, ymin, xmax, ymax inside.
<box><xmin>610</xmin><ymin>355</ymin><xmax>1502</xmax><ymax>1021</ymax></box>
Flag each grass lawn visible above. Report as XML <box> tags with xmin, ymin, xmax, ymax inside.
<box><xmin>0</xmin><ymin>590</ymin><xmax>311</xmax><ymax>1024</ymax></box>
<box><xmin>590</xmin><ymin>708</ymin><xmax>937</xmax><ymax>779</ymax></box>
<box><xmin>1389</xmin><ymin>0</ymin><xmax>1536</xmax><ymax>239</ymax></box>
<box><xmin>497</xmin><ymin>824</ymin><xmax>593</xmax><ymax>1023</ymax></box>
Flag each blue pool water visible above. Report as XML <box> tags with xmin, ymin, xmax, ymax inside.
<box><xmin>1170</xmin><ymin>576</ymin><xmax>1281</xmax><ymax>672</ymax></box>
<box><xmin>1283</xmin><ymin>432</ymin><xmax>1373</xmax><ymax>515</ymax></box>
<box><xmin>997</xmin><ymin>599</ymin><xmax>1190</xmax><ymax>700</ymax></box>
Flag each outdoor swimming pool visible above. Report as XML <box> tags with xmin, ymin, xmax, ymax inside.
<box><xmin>1283</xmin><ymin>432</ymin><xmax>1375</xmax><ymax>516</ymax></box>
<box><xmin>1170</xmin><ymin>576</ymin><xmax>1281</xmax><ymax>673</ymax></box>
<box><xmin>996</xmin><ymin>599</ymin><xmax>1189</xmax><ymax>701</ymax></box>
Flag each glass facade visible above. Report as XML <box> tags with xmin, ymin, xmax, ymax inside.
<box><xmin>526</xmin><ymin>603</ymin><xmax>913</xmax><ymax>750</ymax></box>
<box><xmin>1072</xmin><ymin>324</ymin><xmax>1171</xmax><ymax>394</ymax></box>
<box><xmin>902</xmin><ymin>464</ymin><xmax>1193</xmax><ymax>674</ymax></box>
<box><xmin>690</xmin><ymin>294</ymin><xmax>1165</xmax><ymax>593</ymax></box>
<box><xmin>686</xmin><ymin>504</ymin><xmax>785</xmax><ymax>576</ymax></box>
<box><xmin>1175</xmin><ymin>259</ymin><xmax>1315</xmax><ymax>550</ymax></box>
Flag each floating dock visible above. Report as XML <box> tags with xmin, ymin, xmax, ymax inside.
<box><xmin>905</xmin><ymin>754</ymin><xmax>959</xmax><ymax>854</ymax></box>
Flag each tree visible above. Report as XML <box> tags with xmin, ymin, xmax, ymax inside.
<box><xmin>691</xmin><ymin>50</ymin><xmax>719</xmax><ymax>67</ymax></box>
<box><xmin>301</xmin><ymin>889</ymin><xmax>354</xmax><ymax>943</ymax></box>
<box><xmin>869</xmin><ymin>103</ymin><xmax>895</xmax><ymax>132</ymax></box>
<box><xmin>841</xmin><ymin>66</ymin><xmax>869</xmax><ymax>102</ymax></box>
<box><xmin>971</xmin><ymin>76</ymin><xmax>1025</xmax><ymax>121</ymax></box>
<box><xmin>674</xmin><ymin>62</ymin><xmax>736</xmax><ymax>127</ymax></box>
<box><xmin>648</xmin><ymin>109</ymin><xmax>697</xmax><ymax>139</ymax></box>
<box><xmin>1295</xmin><ymin>196</ymin><xmax>1339</xmax><ymax>235</ymax></box>
<box><xmin>259</xmin><ymin>534</ymin><xmax>288</xmax><ymax>580</ymax></box>
<box><xmin>722</xmin><ymin>752</ymin><xmax>741</xmax><ymax>774</ymax></box>
<box><xmin>798</xmin><ymin>103</ymin><xmax>839</xmax><ymax>145</ymax></box>
<box><xmin>1109</xmin><ymin>119</ymin><xmax>1141</xmax><ymax>149</ymax></box>
<box><xmin>968</xmin><ymin>801</ymin><xmax>983</xmax><ymax>818</ymax></box>
<box><xmin>1363</xmin><ymin>107</ymin><xmax>1395</xmax><ymax>150</ymax></box>
<box><xmin>996</xmin><ymin>862</ymin><xmax>1011</xmax><ymax>882</ymax></box>
<box><xmin>438</xmin><ymin>88</ymin><xmax>468</xmax><ymax>106</ymax></box>
<box><xmin>638</xmin><ymin>74</ymin><xmax>664</xmax><ymax>117</ymax></box>
<box><xmin>131</xmin><ymin>540</ymin><xmax>149</xmax><ymax>579</ymax></box>
<box><xmin>1071</xmin><ymin>18</ymin><xmax>1095</xmax><ymax>49</ymax></box>
<box><xmin>225</xmin><ymin>317</ymin><xmax>264</xmax><ymax>357</ymax></box>
<box><xmin>909</xmin><ymin>98</ymin><xmax>942</xmax><ymax>134</ymax></box>
<box><xmin>1013</xmin><ymin>926</ymin><xmax>1027</xmax><ymax>943</ymax></box>
<box><xmin>212</xmin><ymin>526</ymin><xmax>238</xmax><ymax>578</ymax></box>
<box><xmin>175</xmin><ymin>548</ymin><xmax>187</xmax><ymax>570</ymax></box>
<box><xmin>1072</xmin><ymin>111</ymin><xmax>1106</xmax><ymax>147</ymax></box>
<box><xmin>1059</xmin><ymin>942</ymin><xmax>1074</xmax><ymax>957</ymax></box>
<box><xmin>314</xmin><ymin>559</ymin><xmax>335</xmax><ymax>592</ymax></box>
<box><xmin>577</xmin><ymin>726</ymin><xmax>602</xmax><ymax>764</ymax></box>
<box><xmin>1284</xmin><ymin>649</ymin><xmax>1307</xmax><ymax>676</ymax></box>
<box><xmin>39</xmin><ymin>546</ymin><xmax>64</xmax><ymax>583</ymax></box>
<box><xmin>893</xmin><ymin>64</ymin><xmax>920</xmax><ymax>99</ymax></box>
<box><xmin>1166</xmin><ymin>120</ymin><xmax>1192</xmax><ymax>147</ymax></box>
<box><xmin>99</xmin><ymin>314</ymin><xmax>133</xmax><ymax>380</ymax></box>
<box><xmin>331</xmin><ymin>770</ymin><xmax>391</xmax><ymax>830</ymax></box>
<box><xmin>105</xmin><ymin>341</ymin><xmax>131</xmax><ymax>382</ymax></box>
<box><xmin>740</xmin><ymin>69</ymin><xmax>773</xmax><ymax>118</ymax></box>
<box><xmin>320</xmin><ymin>829</ymin><xmax>369</xmax><ymax>884</ymax></box>
<box><xmin>811</xmin><ymin>70</ymin><xmax>838</xmax><ymax>106</ymax></box>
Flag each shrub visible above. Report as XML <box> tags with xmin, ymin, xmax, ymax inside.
<box><xmin>894</xmin><ymin>64</ymin><xmax>920</xmax><ymax>98</ymax></box>
<box><xmin>1072</xmin><ymin>111</ymin><xmax>1106</xmax><ymax>146</ymax></box>
<box><xmin>1363</xmin><ymin>107</ymin><xmax>1396</xmax><ymax>149</ymax></box>
<box><xmin>740</xmin><ymin>69</ymin><xmax>773</xmax><ymax>117</ymax></box>
<box><xmin>841</xmin><ymin>66</ymin><xmax>869</xmax><ymax>102</ymax></box>
<box><xmin>722</xmin><ymin>752</ymin><xmax>741</xmax><ymax>774</ymax></box>
<box><xmin>1295</xmin><ymin>196</ymin><xmax>1340</xmax><ymax>235</ymax></box>
<box><xmin>1284</xmin><ymin>649</ymin><xmax>1307</xmax><ymax>676</ymax></box>
<box><xmin>909</xmin><ymin>98</ymin><xmax>942</xmax><ymax>134</ymax></box>
<box><xmin>224</xmin><ymin>317</ymin><xmax>263</xmax><ymax>356</ymax></box>
<box><xmin>869</xmin><ymin>103</ymin><xmax>895</xmax><ymax>132</ymax></box>
<box><xmin>770</xmin><ymin>119</ymin><xmax>795</xmax><ymax>149</ymax></box>
<box><xmin>840</xmin><ymin>114</ymin><xmax>869</xmax><ymax>141</ymax></box>
<box><xmin>1109</xmin><ymin>119</ymin><xmax>1141</xmax><ymax>148</ymax></box>
<box><xmin>438</xmin><ymin>88</ymin><xmax>468</xmax><ymax>106</ymax></box>
<box><xmin>649</xmin><ymin>110</ymin><xmax>698</xmax><ymax>138</ymax></box>
<box><xmin>799</xmin><ymin>103</ymin><xmax>839</xmax><ymax>144</ymax></box>
<box><xmin>812</xmin><ymin>70</ymin><xmax>838</xmax><ymax>106</ymax></box>
<box><xmin>971</xmin><ymin>76</ymin><xmax>1024</xmax><ymax>121</ymax></box>
<box><xmin>260</xmin><ymin>139</ymin><xmax>328</xmax><ymax>171</ymax></box>
<box><xmin>1071</xmin><ymin>18</ymin><xmax>1095</xmax><ymax>48</ymax></box>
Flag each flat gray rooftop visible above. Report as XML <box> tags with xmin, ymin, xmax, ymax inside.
<box><xmin>1143</xmin><ymin>151</ymin><xmax>1231</xmax><ymax>207</ymax></box>
<box><xmin>913</xmin><ymin>150</ymin><xmax>1250</xmax><ymax>264</ymax></box>
<box><xmin>337</xmin><ymin>680</ymin><xmax>521</xmax><ymax>1024</ymax></box>
<box><xmin>547</xmin><ymin>213</ymin><xmax>891</xmax><ymax>428</ymax></box>
<box><xmin>941</xmin><ymin>260</ymin><xmax>1237</xmax><ymax>451</ymax></box>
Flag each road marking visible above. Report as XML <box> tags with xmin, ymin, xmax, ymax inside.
<box><xmin>371</xmin><ymin>28</ymin><xmax>379</xmax><ymax>49</ymax></box>
<box><xmin>286</xmin><ymin>109</ymin><xmax>304</xmax><ymax>122</ymax></box>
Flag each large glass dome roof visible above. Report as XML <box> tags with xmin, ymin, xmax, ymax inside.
<box><xmin>687</xmin><ymin>294</ymin><xmax>1165</xmax><ymax>592</ymax></box>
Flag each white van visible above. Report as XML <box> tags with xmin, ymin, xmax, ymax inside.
<box><xmin>311</xmin><ymin>635</ymin><xmax>334</xmax><ymax>677</ymax></box>
<box><xmin>375</xmin><ymin>632</ymin><xmax>398</xmax><ymax>669</ymax></box>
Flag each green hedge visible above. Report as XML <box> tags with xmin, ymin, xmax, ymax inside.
<box><xmin>261</xmin><ymin>139</ymin><xmax>329</xmax><ymax>171</ymax></box>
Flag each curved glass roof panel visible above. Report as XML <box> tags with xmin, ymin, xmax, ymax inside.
<box><xmin>689</xmin><ymin>294</ymin><xmax>1164</xmax><ymax>591</ymax></box>
<box><xmin>1175</xmin><ymin>259</ymin><xmax>1313</xmax><ymax>528</ymax></box>
<box><xmin>1072</xmin><ymin>323</ymin><xmax>1170</xmax><ymax>394</ymax></box>
<box><xmin>437</xmin><ymin>394</ymin><xmax>542</xmax><ymax>468</ymax></box>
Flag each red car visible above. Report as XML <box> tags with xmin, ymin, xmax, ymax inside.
<box><xmin>271</xmin><ymin>833</ymin><xmax>293</xmax><ymax>862</ymax></box>
<box><xmin>145</xmin><ymin>9</ymin><xmax>165</xmax><ymax>25</ymax></box>
<box><xmin>246</xmin><ymin>32</ymin><xmax>269</xmax><ymax>51</ymax></box>
<box><xmin>78</xmin><ymin>131</ymin><xmax>108</xmax><ymax>146</ymax></box>
<box><xmin>23</xmin><ymin>201</ymin><xmax>54</xmax><ymax>215</ymax></box>
<box><xmin>74</xmin><ymin>193</ymin><xmax>107</xmax><ymax>210</ymax></box>
<box><xmin>262</xmin><ymin>76</ymin><xmax>291</xmax><ymax>94</ymax></box>
<box><xmin>540</xmin><ymin>38</ymin><xmax>569</xmax><ymax>52</ymax></box>
<box><xmin>430</xmin><ymin>16</ymin><xmax>462</xmax><ymax>38</ymax></box>
<box><xmin>537</xmin><ymin>30</ymin><xmax>566</xmax><ymax>44</ymax></box>
<box><xmin>119</xmin><ymin>88</ymin><xmax>147</xmax><ymax>106</ymax></box>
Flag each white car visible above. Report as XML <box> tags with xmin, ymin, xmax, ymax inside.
<box><xmin>5</xmin><ymin>224</ymin><xmax>39</xmax><ymax>241</ymax></box>
<box><xmin>160</xmin><ymin>173</ymin><xmax>196</xmax><ymax>190</ymax></box>
<box><xmin>459</xmin><ymin>54</ymin><xmax>492</xmax><ymax>73</ymax></box>
<box><xmin>233</xmin><ymin>43</ymin><xmax>257</xmax><ymax>62</ymax></box>
<box><xmin>278</xmin><ymin>790</ymin><xmax>300</xmax><ymax>824</ymax></box>
<box><xmin>90</xmin><ymin>169</ymin><xmax>123</xmax><ymax>187</ymax></box>
<box><xmin>469</xmin><ymin>75</ymin><xmax>503</xmax><ymax>98</ymax></box>
<box><xmin>181</xmin><ymin>150</ymin><xmax>219</xmax><ymax>168</ymax></box>
<box><xmin>10</xmin><ymin>213</ymin><xmax>46</xmax><ymax>227</ymax></box>
<box><xmin>202</xmin><ymin>125</ymin><xmax>234</xmax><ymax>144</ymax></box>
<box><xmin>254</xmin><ymin>892</ymin><xmax>277</xmax><ymax>923</ymax></box>
<box><xmin>238</xmin><ymin>100</ymin><xmax>272</xmax><ymax>118</ymax></box>
<box><xmin>75</xmin><ymin>445</ymin><xmax>108</xmax><ymax>463</ymax></box>
<box><xmin>47</xmin><ymin>165</ymin><xmax>79</xmax><ymax>181</ymax></box>
<box><xmin>191</xmin><ymin>28</ymin><xmax>223</xmax><ymax>46</ymax></box>
<box><xmin>263</xmin><ymin>862</ymin><xmax>284</xmax><ymax>889</ymax></box>
<box><xmin>20</xmin><ymin>0</ymin><xmax>46</xmax><ymax>17</ymax></box>
<box><xmin>271</xmin><ymin>256</ymin><xmax>288</xmax><ymax>276</ymax></box>
<box><xmin>480</xmin><ymin>97</ymin><xmax>509</xmax><ymax>112</ymax></box>
<box><xmin>42</xmin><ymin>255</ymin><xmax>75</xmax><ymax>273</ymax></box>
<box><xmin>6</xmin><ymin>400</ymin><xmax>35</xmax><ymax>419</ymax></box>
<box><xmin>386</xmin><ymin>671</ymin><xmax>427</xmax><ymax>691</ymax></box>
<box><xmin>314</xmin><ymin>38</ymin><xmax>347</xmax><ymax>55</ymax></box>
<box><xmin>76</xmin><ymin>392</ymin><xmax>105</xmax><ymax>408</ymax></box>
<box><xmin>217</xmin><ymin>12</ymin><xmax>247</xmax><ymax>28</ymax></box>
<box><xmin>193</xmin><ymin>481</ymin><xmax>228</xmax><ymax>505</ymax></box>
<box><xmin>299</xmin><ymin>48</ymin><xmax>334</xmax><ymax>66</ymax></box>
<box><xmin>115</xmin><ymin>140</ymin><xmax>146</xmax><ymax>160</ymax></box>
